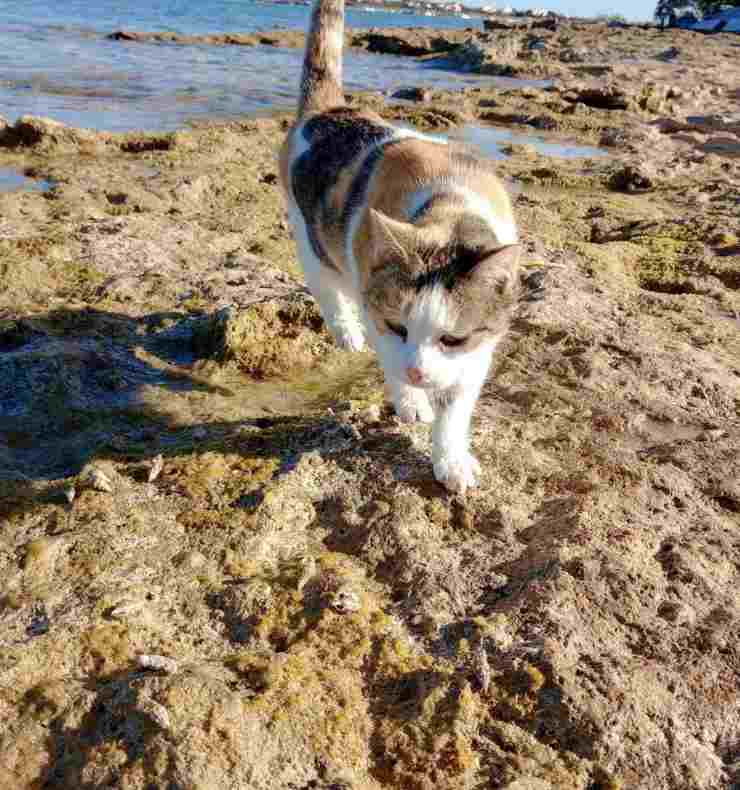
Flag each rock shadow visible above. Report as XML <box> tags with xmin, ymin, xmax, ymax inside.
<box><xmin>40</xmin><ymin>670</ymin><xmax>180</xmax><ymax>789</ymax></box>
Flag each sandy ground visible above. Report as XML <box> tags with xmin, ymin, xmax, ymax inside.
<box><xmin>0</xmin><ymin>20</ymin><xmax>739</xmax><ymax>790</ymax></box>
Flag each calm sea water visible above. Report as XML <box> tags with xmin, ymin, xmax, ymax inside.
<box><xmin>0</xmin><ymin>0</ymin><xmax>493</xmax><ymax>131</ymax></box>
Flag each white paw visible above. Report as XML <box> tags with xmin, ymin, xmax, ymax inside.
<box><xmin>328</xmin><ymin>320</ymin><xmax>366</xmax><ymax>352</ymax></box>
<box><xmin>433</xmin><ymin>453</ymin><xmax>482</xmax><ymax>495</ymax></box>
<box><xmin>395</xmin><ymin>390</ymin><xmax>435</xmax><ymax>424</ymax></box>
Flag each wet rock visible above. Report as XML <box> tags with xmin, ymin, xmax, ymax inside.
<box><xmin>448</xmin><ymin>37</ymin><xmax>521</xmax><ymax>72</ymax></box>
<box><xmin>120</xmin><ymin>133</ymin><xmax>176</xmax><ymax>153</ymax></box>
<box><xmin>390</xmin><ymin>105</ymin><xmax>469</xmax><ymax>130</ymax></box>
<box><xmin>528</xmin><ymin>114</ymin><xmax>558</xmax><ymax>131</ymax></box>
<box><xmin>483</xmin><ymin>17</ymin><xmax>528</xmax><ymax>31</ymax></box>
<box><xmin>355</xmin><ymin>32</ymin><xmax>432</xmax><ymax>57</ymax></box>
<box><xmin>390</xmin><ymin>86</ymin><xmax>430</xmax><ymax>103</ymax></box>
<box><xmin>599</xmin><ymin>127</ymin><xmax>629</xmax><ymax>147</ymax></box>
<box><xmin>531</xmin><ymin>16</ymin><xmax>558</xmax><ymax>31</ymax></box>
<box><xmin>449</xmin><ymin>38</ymin><xmax>489</xmax><ymax>70</ymax></box>
<box><xmin>191</xmin><ymin>295</ymin><xmax>331</xmax><ymax>379</ymax></box>
<box><xmin>608</xmin><ymin>161</ymin><xmax>657</xmax><ymax>193</ymax></box>
<box><xmin>563</xmin><ymin>83</ymin><xmax>633</xmax><ymax>110</ymax></box>
<box><xmin>107</xmin><ymin>29</ymin><xmax>303</xmax><ymax>48</ymax></box>
<box><xmin>0</xmin><ymin>115</ymin><xmax>109</xmax><ymax>151</ymax></box>
<box><xmin>657</xmin><ymin>46</ymin><xmax>681</xmax><ymax>62</ymax></box>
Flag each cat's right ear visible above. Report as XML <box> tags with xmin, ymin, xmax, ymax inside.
<box><xmin>367</xmin><ymin>209</ymin><xmax>417</xmax><ymax>269</ymax></box>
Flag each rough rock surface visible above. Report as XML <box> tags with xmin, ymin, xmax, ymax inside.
<box><xmin>0</xmin><ymin>21</ymin><xmax>739</xmax><ymax>790</ymax></box>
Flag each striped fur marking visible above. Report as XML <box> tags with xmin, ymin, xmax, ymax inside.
<box><xmin>291</xmin><ymin>110</ymin><xmax>392</xmax><ymax>261</ymax></box>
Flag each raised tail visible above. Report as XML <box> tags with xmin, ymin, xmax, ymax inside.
<box><xmin>298</xmin><ymin>0</ymin><xmax>345</xmax><ymax>118</ymax></box>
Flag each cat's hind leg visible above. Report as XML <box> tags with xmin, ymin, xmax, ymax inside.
<box><xmin>288</xmin><ymin>204</ymin><xmax>365</xmax><ymax>352</ymax></box>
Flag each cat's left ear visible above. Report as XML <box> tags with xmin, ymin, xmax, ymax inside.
<box><xmin>463</xmin><ymin>244</ymin><xmax>521</xmax><ymax>297</ymax></box>
<box><xmin>367</xmin><ymin>209</ymin><xmax>418</xmax><ymax>268</ymax></box>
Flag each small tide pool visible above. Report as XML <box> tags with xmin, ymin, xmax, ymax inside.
<box><xmin>450</xmin><ymin>125</ymin><xmax>608</xmax><ymax>160</ymax></box>
<box><xmin>0</xmin><ymin>167</ymin><xmax>54</xmax><ymax>193</ymax></box>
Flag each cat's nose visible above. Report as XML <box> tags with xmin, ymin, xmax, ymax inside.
<box><xmin>406</xmin><ymin>366</ymin><xmax>424</xmax><ymax>386</ymax></box>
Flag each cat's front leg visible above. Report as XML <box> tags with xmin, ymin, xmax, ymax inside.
<box><xmin>431</xmin><ymin>351</ymin><xmax>492</xmax><ymax>495</ymax></box>
<box><xmin>363</xmin><ymin>316</ymin><xmax>434</xmax><ymax>423</ymax></box>
<box><xmin>431</xmin><ymin>389</ymin><xmax>482</xmax><ymax>494</ymax></box>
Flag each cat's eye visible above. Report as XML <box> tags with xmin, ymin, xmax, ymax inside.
<box><xmin>386</xmin><ymin>320</ymin><xmax>408</xmax><ymax>341</ymax></box>
<box><xmin>440</xmin><ymin>334</ymin><xmax>468</xmax><ymax>348</ymax></box>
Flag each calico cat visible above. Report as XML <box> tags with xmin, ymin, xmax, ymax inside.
<box><xmin>279</xmin><ymin>0</ymin><xmax>520</xmax><ymax>494</ymax></box>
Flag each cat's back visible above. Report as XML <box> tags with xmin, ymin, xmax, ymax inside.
<box><xmin>280</xmin><ymin>107</ymin><xmax>405</xmax><ymax>266</ymax></box>
<box><xmin>279</xmin><ymin>108</ymin><xmax>393</xmax><ymax>204</ymax></box>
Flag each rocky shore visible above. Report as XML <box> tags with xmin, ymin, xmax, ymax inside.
<box><xmin>0</xmin><ymin>21</ymin><xmax>739</xmax><ymax>790</ymax></box>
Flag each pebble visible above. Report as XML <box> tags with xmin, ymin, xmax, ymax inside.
<box><xmin>331</xmin><ymin>586</ymin><xmax>361</xmax><ymax>614</ymax></box>
<box><xmin>109</xmin><ymin>597</ymin><xmax>147</xmax><ymax>620</ymax></box>
<box><xmin>296</xmin><ymin>557</ymin><xmax>317</xmax><ymax>592</ymax></box>
<box><xmin>148</xmin><ymin>454</ymin><xmax>164</xmax><ymax>483</ymax></box>
<box><xmin>175</xmin><ymin>550</ymin><xmax>207</xmax><ymax>570</ymax></box>
<box><xmin>361</xmin><ymin>404</ymin><xmax>382</xmax><ymax>424</ymax></box>
<box><xmin>137</xmin><ymin>654</ymin><xmax>179</xmax><ymax>674</ymax></box>
<box><xmin>473</xmin><ymin>643</ymin><xmax>491</xmax><ymax>693</ymax></box>
<box><xmin>138</xmin><ymin>697</ymin><xmax>171</xmax><ymax>730</ymax></box>
<box><xmin>340</xmin><ymin>423</ymin><xmax>362</xmax><ymax>442</ymax></box>
<box><xmin>82</xmin><ymin>468</ymin><xmax>114</xmax><ymax>493</ymax></box>
<box><xmin>63</xmin><ymin>485</ymin><xmax>76</xmax><ymax>505</ymax></box>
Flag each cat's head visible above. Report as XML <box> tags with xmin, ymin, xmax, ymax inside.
<box><xmin>363</xmin><ymin>209</ymin><xmax>520</xmax><ymax>391</ymax></box>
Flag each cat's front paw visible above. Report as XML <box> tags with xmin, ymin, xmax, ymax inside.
<box><xmin>328</xmin><ymin>321</ymin><xmax>366</xmax><ymax>352</ymax></box>
<box><xmin>395</xmin><ymin>390</ymin><xmax>435</xmax><ymax>424</ymax></box>
<box><xmin>433</xmin><ymin>452</ymin><xmax>482</xmax><ymax>495</ymax></box>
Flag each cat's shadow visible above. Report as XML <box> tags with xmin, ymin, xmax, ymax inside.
<box><xmin>0</xmin><ymin>305</ymin><xmax>448</xmax><ymax>520</ymax></box>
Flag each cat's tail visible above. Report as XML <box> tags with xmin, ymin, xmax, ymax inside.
<box><xmin>298</xmin><ymin>0</ymin><xmax>345</xmax><ymax>117</ymax></box>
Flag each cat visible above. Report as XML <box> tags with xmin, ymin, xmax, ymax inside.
<box><xmin>279</xmin><ymin>0</ymin><xmax>520</xmax><ymax>494</ymax></box>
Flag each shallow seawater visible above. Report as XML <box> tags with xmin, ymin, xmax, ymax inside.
<box><xmin>0</xmin><ymin>320</ymin><xmax>383</xmax><ymax>479</ymax></box>
<box><xmin>0</xmin><ymin>0</ymin><xmax>493</xmax><ymax>132</ymax></box>
<box><xmin>450</xmin><ymin>125</ymin><xmax>608</xmax><ymax>160</ymax></box>
<box><xmin>0</xmin><ymin>167</ymin><xmax>53</xmax><ymax>193</ymax></box>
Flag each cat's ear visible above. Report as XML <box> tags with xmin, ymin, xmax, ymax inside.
<box><xmin>367</xmin><ymin>209</ymin><xmax>417</xmax><ymax>267</ymax></box>
<box><xmin>461</xmin><ymin>244</ymin><xmax>521</xmax><ymax>298</ymax></box>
